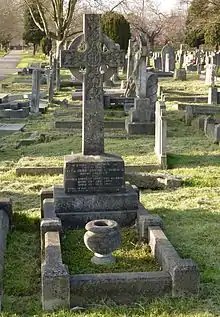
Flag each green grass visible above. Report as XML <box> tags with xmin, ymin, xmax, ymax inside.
<box><xmin>16</xmin><ymin>51</ymin><xmax>48</xmax><ymax>68</ymax></box>
<box><xmin>62</xmin><ymin>228</ymin><xmax>159</xmax><ymax>274</ymax></box>
<box><xmin>0</xmin><ymin>57</ymin><xmax>220</xmax><ymax>316</ymax></box>
<box><xmin>0</xmin><ymin>50</ymin><xmax>7</xmax><ymax>57</ymax></box>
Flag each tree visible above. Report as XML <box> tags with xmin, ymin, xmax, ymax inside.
<box><xmin>23</xmin><ymin>5</ymin><xmax>45</xmax><ymax>55</ymax></box>
<box><xmin>23</xmin><ymin>0</ymin><xmax>79</xmax><ymax>59</ymax></box>
<box><xmin>125</xmin><ymin>0</ymin><xmax>185</xmax><ymax>51</ymax></box>
<box><xmin>41</xmin><ymin>36</ymin><xmax>52</xmax><ymax>56</ymax></box>
<box><xmin>184</xmin><ymin>0</ymin><xmax>220</xmax><ymax>48</ymax></box>
<box><xmin>101</xmin><ymin>12</ymin><xmax>131</xmax><ymax>50</ymax></box>
<box><xmin>0</xmin><ymin>0</ymin><xmax>23</xmax><ymax>50</ymax></box>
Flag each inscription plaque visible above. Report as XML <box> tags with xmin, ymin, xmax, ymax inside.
<box><xmin>64</xmin><ymin>160</ymin><xmax>125</xmax><ymax>194</ymax></box>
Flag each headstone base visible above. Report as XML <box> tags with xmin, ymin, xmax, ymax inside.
<box><xmin>125</xmin><ymin>119</ymin><xmax>155</xmax><ymax>135</ymax></box>
<box><xmin>54</xmin><ymin>182</ymin><xmax>138</xmax><ymax>214</ymax></box>
<box><xmin>174</xmin><ymin>68</ymin><xmax>186</xmax><ymax>81</ymax></box>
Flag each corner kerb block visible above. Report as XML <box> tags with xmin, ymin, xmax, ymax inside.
<box><xmin>171</xmin><ymin>259</ymin><xmax>200</xmax><ymax>297</ymax></box>
<box><xmin>41</xmin><ymin>262</ymin><xmax>70</xmax><ymax>311</ymax></box>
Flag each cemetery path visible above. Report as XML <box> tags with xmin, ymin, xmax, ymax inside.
<box><xmin>0</xmin><ymin>50</ymin><xmax>23</xmax><ymax>81</ymax></box>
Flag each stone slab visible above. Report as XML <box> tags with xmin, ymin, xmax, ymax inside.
<box><xmin>0</xmin><ymin>108</ymin><xmax>29</xmax><ymax>118</ymax></box>
<box><xmin>0</xmin><ymin>123</ymin><xmax>25</xmax><ymax>132</ymax></box>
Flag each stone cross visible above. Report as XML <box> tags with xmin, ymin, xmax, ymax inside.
<box><xmin>61</xmin><ymin>14</ymin><xmax>124</xmax><ymax>155</ymax></box>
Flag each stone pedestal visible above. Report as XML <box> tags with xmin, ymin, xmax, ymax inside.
<box><xmin>125</xmin><ymin>98</ymin><xmax>155</xmax><ymax>135</ymax></box>
<box><xmin>45</xmin><ymin>153</ymin><xmax>139</xmax><ymax>229</ymax></box>
<box><xmin>30</xmin><ymin>69</ymin><xmax>41</xmax><ymax>113</ymax></box>
<box><xmin>174</xmin><ymin>68</ymin><xmax>186</xmax><ymax>81</ymax></box>
<box><xmin>208</xmin><ymin>86</ymin><xmax>218</xmax><ymax>104</ymax></box>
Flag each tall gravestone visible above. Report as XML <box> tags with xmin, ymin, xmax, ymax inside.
<box><xmin>125</xmin><ymin>38</ymin><xmax>157</xmax><ymax>135</ymax></box>
<box><xmin>30</xmin><ymin>69</ymin><xmax>41</xmax><ymax>113</ymax></box>
<box><xmin>126</xmin><ymin>39</ymin><xmax>135</xmax><ymax>81</ymax></box>
<box><xmin>174</xmin><ymin>44</ymin><xmax>186</xmax><ymax>80</ymax></box>
<box><xmin>161</xmin><ymin>43</ymin><xmax>175</xmax><ymax>72</ymax></box>
<box><xmin>205</xmin><ymin>64</ymin><xmax>216</xmax><ymax>85</ymax></box>
<box><xmin>44</xmin><ymin>14</ymin><xmax>140</xmax><ymax>228</ymax></box>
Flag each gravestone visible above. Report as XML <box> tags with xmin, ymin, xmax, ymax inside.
<box><xmin>125</xmin><ymin>36</ymin><xmax>157</xmax><ymax>134</ymax></box>
<box><xmin>30</xmin><ymin>69</ymin><xmax>41</xmax><ymax>113</ymax></box>
<box><xmin>174</xmin><ymin>44</ymin><xmax>186</xmax><ymax>80</ymax></box>
<box><xmin>208</xmin><ymin>86</ymin><xmax>218</xmax><ymax>104</ymax></box>
<box><xmin>155</xmin><ymin>101</ymin><xmax>167</xmax><ymax>169</ymax></box>
<box><xmin>48</xmin><ymin>68</ymin><xmax>55</xmax><ymax>103</ymax></box>
<box><xmin>46</xmin><ymin>14</ymin><xmax>139</xmax><ymax>228</ymax></box>
<box><xmin>161</xmin><ymin>43</ymin><xmax>175</xmax><ymax>72</ymax></box>
<box><xmin>0</xmin><ymin>123</ymin><xmax>25</xmax><ymax>133</ymax></box>
<box><xmin>205</xmin><ymin>64</ymin><xmax>216</xmax><ymax>85</ymax></box>
<box><xmin>126</xmin><ymin>39</ymin><xmax>135</xmax><ymax>81</ymax></box>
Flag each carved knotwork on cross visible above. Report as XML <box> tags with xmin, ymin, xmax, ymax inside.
<box><xmin>60</xmin><ymin>14</ymin><xmax>125</xmax><ymax>156</ymax></box>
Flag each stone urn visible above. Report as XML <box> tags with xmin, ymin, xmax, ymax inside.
<box><xmin>84</xmin><ymin>219</ymin><xmax>121</xmax><ymax>265</ymax></box>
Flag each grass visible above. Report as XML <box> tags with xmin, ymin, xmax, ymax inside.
<box><xmin>16</xmin><ymin>51</ymin><xmax>48</xmax><ymax>68</ymax></box>
<box><xmin>62</xmin><ymin>228</ymin><xmax>160</xmax><ymax>274</ymax></box>
<box><xmin>0</xmin><ymin>53</ymin><xmax>220</xmax><ymax>316</ymax></box>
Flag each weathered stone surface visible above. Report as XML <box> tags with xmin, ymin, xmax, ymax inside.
<box><xmin>171</xmin><ymin>259</ymin><xmax>200</xmax><ymax>297</ymax></box>
<box><xmin>205</xmin><ymin>64</ymin><xmax>216</xmax><ymax>85</ymax></box>
<box><xmin>30</xmin><ymin>69</ymin><xmax>41</xmax><ymax>113</ymax></box>
<box><xmin>148</xmin><ymin>226</ymin><xmax>200</xmax><ymax>297</ymax></box>
<box><xmin>125</xmin><ymin>120</ymin><xmax>155</xmax><ymax>135</ymax></box>
<box><xmin>0</xmin><ymin>123</ymin><xmax>25</xmax><ymax>133</ymax></box>
<box><xmin>137</xmin><ymin>206</ymin><xmax>163</xmax><ymax>240</ymax></box>
<box><xmin>0</xmin><ymin>198</ymin><xmax>12</xmax><ymax>310</ymax></box>
<box><xmin>70</xmin><ymin>272</ymin><xmax>171</xmax><ymax>306</ymax></box>
<box><xmin>174</xmin><ymin>68</ymin><xmax>186</xmax><ymax>81</ymax></box>
<box><xmin>208</xmin><ymin>86</ymin><xmax>218</xmax><ymax>104</ymax></box>
<box><xmin>41</xmin><ymin>231</ymin><xmax>70</xmax><ymax>311</ymax></box>
<box><xmin>155</xmin><ymin>101</ymin><xmax>167</xmax><ymax>169</ymax></box>
<box><xmin>125</xmin><ymin>172</ymin><xmax>182</xmax><ymax>189</ymax></box>
<box><xmin>61</xmin><ymin>14</ymin><xmax>124</xmax><ymax>156</ymax></box>
<box><xmin>63</xmin><ymin>153</ymin><xmax>125</xmax><ymax>194</ymax></box>
<box><xmin>125</xmin><ymin>98</ymin><xmax>155</xmax><ymax>135</ymax></box>
<box><xmin>54</xmin><ymin>183</ymin><xmax>138</xmax><ymax>213</ymax></box>
<box><xmin>84</xmin><ymin>219</ymin><xmax>120</xmax><ymax>265</ymax></box>
<box><xmin>161</xmin><ymin>44</ymin><xmax>175</xmax><ymax>72</ymax></box>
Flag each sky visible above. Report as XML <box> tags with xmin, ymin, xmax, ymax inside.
<box><xmin>159</xmin><ymin>0</ymin><xmax>179</xmax><ymax>12</ymax></box>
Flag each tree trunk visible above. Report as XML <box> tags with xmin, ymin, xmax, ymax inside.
<box><xmin>33</xmin><ymin>43</ymin><xmax>36</xmax><ymax>55</ymax></box>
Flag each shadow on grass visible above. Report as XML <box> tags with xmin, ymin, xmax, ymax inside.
<box><xmin>3</xmin><ymin>211</ymin><xmax>41</xmax><ymax>316</ymax></box>
<box><xmin>167</xmin><ymin>153</ymin><xmax>220</xmax><ymax>168</ymax></box>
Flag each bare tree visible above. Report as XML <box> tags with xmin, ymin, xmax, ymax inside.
<box><xmin>0</xmin><ymin>0</ymin><xmax>23</xmax><ymax>50</ymax></box>
<box><xmin>125</xmin><ymin>0</ymin><xmax>186</xmax><ymax>50</ymax></box>
<box><xmin>23</xmin><ymin>0</ymin><xmax>80</xmax><ymax>58</ymax></box>
<box><xmin>22</xmin><ymin>0</ymin><xmax>127</xmax><ymax>59</ymax></box>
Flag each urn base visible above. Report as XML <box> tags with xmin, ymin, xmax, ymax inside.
<box><xmin>91</xmin><ymin>253</ymin><xmax>116</xmax><ymax>265</ymax></box>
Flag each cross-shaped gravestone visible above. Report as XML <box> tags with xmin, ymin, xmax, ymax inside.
<box><xmin>61</xmin><ymin>14</ymin><xmax>124</xmax><ymax>156</ymax></box>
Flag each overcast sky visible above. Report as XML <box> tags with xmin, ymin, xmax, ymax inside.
<box><xmin>159</xmin><ymin>0</ymin><xmax>179</xmax><ymax>12</ymax></box>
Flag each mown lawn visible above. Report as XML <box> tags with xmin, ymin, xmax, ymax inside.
<box><xmin>0</xmin><ymin>55</ymin><xmax>220</xmax><ymax>316</ymax></box>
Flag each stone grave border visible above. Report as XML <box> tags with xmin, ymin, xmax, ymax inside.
<box><xmin>185</xmin><ymin>104</ymin><xmax>220</xmax><ymax>125</ymax></box>
<box><xmin>0</xmin><ymin>198</ymin><xmax>12</xmax><ymax>311</ymax></box>
<box><xmin>40</xmin><ymin>197</ymin><xmax>200</xmax><ymax>311</ymax></box>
